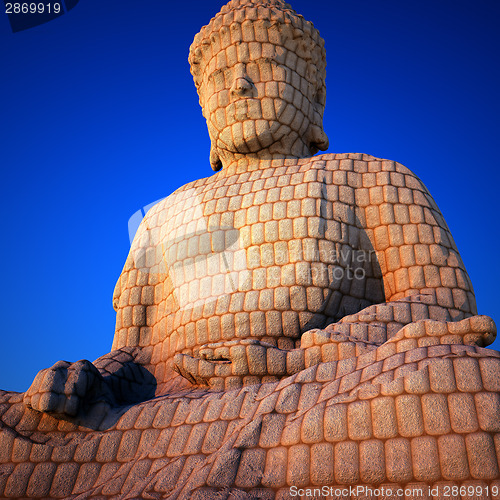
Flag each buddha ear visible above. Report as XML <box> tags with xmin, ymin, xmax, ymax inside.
<box><xmin>308</xmin><ymin>123</ymin><xmax>329</xmax><ymax>154</ymax></box>
<box><xmin>210</xmin><ymin>144</ymin><xmax>223</xmax><ymax>172</ymax></box>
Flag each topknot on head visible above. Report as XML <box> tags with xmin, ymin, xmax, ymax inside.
<box><xmin>189</xmin><ymin>0</ymin><xmax>326</xmax><ymax>95</ymax></box>
<box><xmin>219</xmin><ymin>0</ymin><xmax>294</xmax><ymax>13</ymax></box>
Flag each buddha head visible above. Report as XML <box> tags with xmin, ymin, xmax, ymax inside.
<box><xmin>189</xmin><ymin>0</ymin><xmax>330</xmax><ymax>171</ymax></box>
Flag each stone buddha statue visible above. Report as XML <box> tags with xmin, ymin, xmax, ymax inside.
<box><xmin>0</xmin><ymin>0</ymin><xmax>498</xmax><ymax>497</ymax></box>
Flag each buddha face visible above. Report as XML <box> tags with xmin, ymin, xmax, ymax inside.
<box><xmin>196</xmin><ymin>30</ymin><xmax>327</xmax><ymax>160</ymax></box>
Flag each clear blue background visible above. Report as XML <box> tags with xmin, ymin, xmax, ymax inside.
<box><xmin>1</xmin><ymin>0</ymin><xmax>498</xmax><ymax>392</ymax></box>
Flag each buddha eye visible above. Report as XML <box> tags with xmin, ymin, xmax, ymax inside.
<box><xmin>209</xmin><ymin>68</ymin><xmax>225</xmax><ymax>88</ymax></box>
<box><xmin>245</xmin><ymin>63</ymin><xmax>259</xmax><ymax>82</ymax></box>
<box><xmin>215</xmin><ymin>72</ymin><xmax>225</xmax><ymax>87</ymax></box>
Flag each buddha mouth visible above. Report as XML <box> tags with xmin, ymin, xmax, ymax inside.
<box><xmin>233</xmin><ymin>99</ymin><xmax>249</xmax><ymax>120</ymax></box>
<box><xmin>226</xmin><ymin>98</ymin><xmax>261</xmax><ymax>121</ymax></box>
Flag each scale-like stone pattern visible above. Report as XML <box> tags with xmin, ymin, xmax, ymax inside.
<box><xmin>3</xmin><ymin>0</ymin><xmax>498</xmax><ymax>497</ymax></box>
<box><xmin>1</xmin><ymin>333</ymin><xmax>500</xmax><ymax>498</ymax></box>
<box><xmin>110</xmin><ymin>153</ymin><xmax>478</xmax><ymax>392</ymax></box>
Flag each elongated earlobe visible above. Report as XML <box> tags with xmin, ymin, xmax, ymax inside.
<box><xmin>210</xmin><ymin>145</ymin><xmax>223</xmax><ymax>172</ymax></box>
<box><xmin>308</xmin><ymin>124</ymin><xmax>329</xmax><ymax>154</ymax></box>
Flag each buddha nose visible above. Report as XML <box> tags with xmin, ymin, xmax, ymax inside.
<box><xmin>230</xmin><ymin>65</ymin><xmax>254</xmax><ymax>97</ymax></box>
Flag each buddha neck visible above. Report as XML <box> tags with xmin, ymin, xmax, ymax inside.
<box><xmin>216</xmin><ymin>141</ymin><xmax>315</xmax><ymax>175</ymax></box>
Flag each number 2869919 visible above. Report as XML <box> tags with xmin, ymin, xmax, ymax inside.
<box><xmin>5</xmin><ymin>3</ymin><xmax>62</xmax><ymax>14</ymax></box>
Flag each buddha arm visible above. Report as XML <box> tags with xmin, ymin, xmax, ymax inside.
<box><xmin>358</xmin><ymin>163</ymin><xmax>476</xmax><ymax>320</ymax></box>
<box><xmin>297</xmin><ymin>162</ymin><xmax>495</xmax><ymax>351</ymax></box>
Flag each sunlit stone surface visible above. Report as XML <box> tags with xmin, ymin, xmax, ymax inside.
<box><xmin>1</xmin><ymin>1</ymin><xmax>498</xmax><ymax>498</ymax></box>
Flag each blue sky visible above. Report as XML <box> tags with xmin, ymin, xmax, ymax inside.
<box><xmin>0</xmin><ymin>0</ymin><xmax>499</xmax><ymax>392</ymax></box>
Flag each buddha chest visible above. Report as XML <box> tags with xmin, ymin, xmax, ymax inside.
<box><xmin>130</xmin><ymin>159</ymin><xmax>383</xmax><ymax>347</ymax></box>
